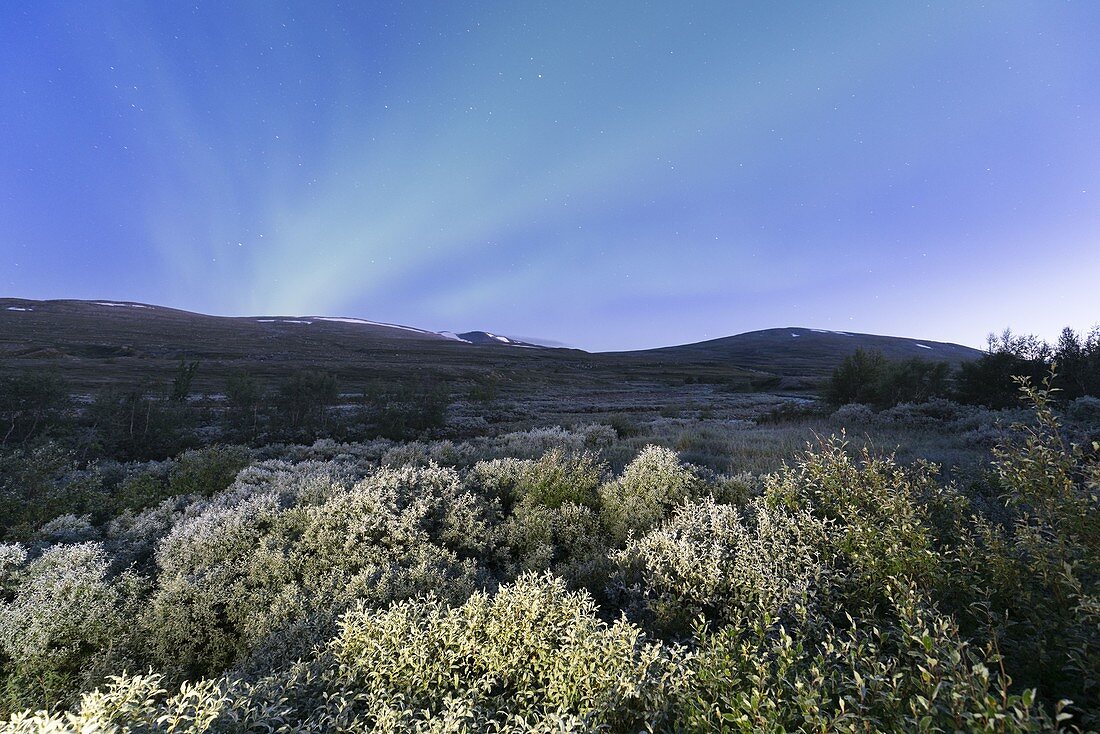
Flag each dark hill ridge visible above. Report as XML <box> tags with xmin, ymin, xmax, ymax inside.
<box><xmin>0</xmin><ymin>298</ymin><xmax>982</xmax><ymax>392</ymax></box>
<box><xmin>629</xmin><ymin>327</ymin><xmax>983</xmax><ymax>378</ymax></box>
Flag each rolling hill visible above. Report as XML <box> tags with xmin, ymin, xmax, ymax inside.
<box><xmin>628</xmin><ymin>327</ymin><xmax>984</xmax><ymax>379</ymax></box>
<box><xmin>0</xmin><ymin>299</ymin><xmax>982</xmax><ymax>395</ymax></box>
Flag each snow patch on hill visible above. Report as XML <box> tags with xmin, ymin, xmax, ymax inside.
<box><xmin>438</xmin><ymin>331</ymin><xmax>473</xmax><ymax>343</ymax></box>
<box><xmin>95</xmin><ymin>302</ymin><xmax>152</xmax><ymax>309</ymax></box>
<box><xmin>313</xmin><ymin>316</ymin><xmax>431</xmax><ymax>334</ymax></box>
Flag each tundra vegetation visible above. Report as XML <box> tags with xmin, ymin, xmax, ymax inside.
<box><xmin>0</xmin><ymin>330</ymin><xmax>1098</xmax><ymax>732</ymax></box>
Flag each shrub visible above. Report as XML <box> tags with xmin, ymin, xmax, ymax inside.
<box><xmin>328</xmin><ymin>572</ymin><xmax>684</xmax><ymax>730</ymax></box>
<box><xmin>489</xmin><ymin>425</ymin><xmax>612</xmax><ymax>459</ymax></box>
<box><xmin>827</xmin><ymin>350</ymin><xmax>950</xmax><ymax>408</ymax></box>
<box><xmin>0</xmin><ymin>373</ymin><xmax>69</xmax><ymax>446</ymax></box>
<box><xmin>1</xmin><ymin>396</ymin><xmax>1096</xmax><ymax>728</ymax></box>
<box><xmin>1066</xmin><ymin>395</ymin><xmax>1100</xmax><ymax>427</ymax></box>
<box><xmin>363</xmin><ymin>380</ymin><xmax>450</xmax><ymax>440</ymax></box>
<box><xmin>503</xmin><ymin>501</ymin><xmax>609</xmax><ymax>590</ymax></box>
<box><xmin>970</xmin><ymin>373</ymin><xmax>1100</xmax><ymax>722</ymax></box>
<box><xmin>515</xmin><ymin>448</ymin><xmax>606</xmax><ymax>509</ymax></box>
<box><xmin>763</xmin><ymin>439</ymin><xmax>944</xmax><ymax>609</ymax></box>
<box><xmin>830</xmin><ymin>402</ymin><xmax>875</xmax><ymax>425</ymax></box>
<box><xmin>87</xmin><ymin>387</ymin><xmax>197</xmax><ymax>461</ymax></box>
<box><xmin>612</xmin><ymin>497</ymin><xmax>827</xmax><ymax>635</ymax></box>
<box><xmin>599</xmin><ymin>445</ymin><xmax>705</xmax><ymax>543</ymax></box>
<box><xmin>826</xmin><ymin>348</ymin><xmax>888</xmax><ymax>406</ymax></box>
<box><xmin>165</xmin><ymin>444</ymin><xmax>252</xmax><ymax>498</ymax></box>
<box><xmin>223</xmin><ymin>370</ymin><xmax>263</xmax><ymax>430</ymax></box>
<box><xmin>145</xmin><ymin>463</ymin><xmax>491</xmax><ymax>679</ymax></box>
<box><xmin>0</xmin><ymin>543</ymin><xmax>145</xmax><ymax>713</ymax></box>
<box><xmin>679</xmin><ymin>582</ymin><xmax>1053</xmax><ymax>732</ymax></box>
<box><xmin>275</xmin><ymin>370</ymin><xmax>338</xmax><ymax>430</ymax></box>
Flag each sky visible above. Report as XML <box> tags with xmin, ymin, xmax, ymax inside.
<box><xmin>2</xmin><ymin>1</ymin><xmax>1099</xmax><ymax>351</ymax></box>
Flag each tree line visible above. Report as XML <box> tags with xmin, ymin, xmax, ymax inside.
<box><xmin>828</xmin><ymin>325</ymin><xmax>1100</xmax><ymax>408</ymax></box>
<box><xmin>0</xmin><ymin>362</ymin><xmax>452</xmax><ymax>461</ymax></box>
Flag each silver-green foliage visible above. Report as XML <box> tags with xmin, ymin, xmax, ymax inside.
<box><xmin>599</xmin><ymin>445</ymin><xmax>705</xmax><ymax>543</ymax></box>
<box><xmin>146</xmin><ymin>462</ymin><xmax>492</xmax><ymax>678</ymax></box>
<box><xmin>611</xmin><ymin>497</ymin><xmax>827</xmax><ymax>632</ymax></box>
<box><xmin>0</xmin><ymin>543</ymin><xmax>144</xmax><ymax>712</ymax></box>
<box><xmin>0</xmin><ymin>401</ymin><xmax>1092</xmax><ymax>730</ymax></box>
<box><xmin>4</xmin><ymin>574</ymin><xmax>686</xmax><ymax>733</ymax></box>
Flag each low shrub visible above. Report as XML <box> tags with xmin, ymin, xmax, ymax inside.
<box><xmin>599</xmin><ymin>445</ymin><xmax>706</xmax><ymax>543</ymax></box>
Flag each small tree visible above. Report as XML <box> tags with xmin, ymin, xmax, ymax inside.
<box><xmin>956</xmin><ymin>330</ymin><xmax>1051</xmax><ymax>407</ymax></box>
<box><xmin>877</xmin><ymin>358</ymin><xmax>950</xmax><ymax>406</ymax></box>
<box><xmin>169</xmin><ymin>360</ymin><xmax>200</xmax><ymax>403</ymax></box>
<box><xmin>363</xmin><ymin>379</ymin><xmax>450</xmax><ymax>440</ymax></box>
<box><xmin>224</xmin><ymin>371</ymin><xmax>263</xmax><ymax>430</ymax></box>
<box><xmin>275</xmin><ymin>370</ymin><xmax>338</xmax><ymax>429</ymax></box>
<box><xmin>0</xmin><ymin>372</ymin><xmax>69</xmax><ymax>446</ymax></box>
<box><xmin>826</xmin><ymin>348</ymin><xmax>887</xmax><ymax>406</ymax></box>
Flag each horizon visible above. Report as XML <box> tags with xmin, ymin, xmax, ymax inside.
<box><xmin>3</xmin><ymin>2</ymin><xmax>1099</xmax><ymax>351</ymax></box>
<box><xmin>0</xmin><ymin>295</ymin><xmax>1008</xmax><ymax>353</ymax></box>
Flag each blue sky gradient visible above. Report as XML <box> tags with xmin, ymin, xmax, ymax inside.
<box><xmin>2</xmin><ymin>1</ymin><xmax>1098</xmax><ymax>350</ymax></box>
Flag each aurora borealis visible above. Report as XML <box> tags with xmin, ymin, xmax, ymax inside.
<box><xmin>2</xmin><ymin>2</ymin><xmax>1099</xmax><ymax>350</ymax></box>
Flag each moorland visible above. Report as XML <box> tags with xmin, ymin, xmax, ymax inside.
<box><xmin>0</xmin><ymin>298</ymin><xmax>1098</xmax><ymax>732</ymax></box>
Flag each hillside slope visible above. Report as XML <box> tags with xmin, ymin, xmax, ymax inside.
<box><xmin>1</xmin><ymin>300</ymin><xmax>981</xmax><ymax>392</ymax></box>
<box><xmin>622</xmin><ymin>327</ymin><xmax>983</xmax><ymax>380</ymax></box>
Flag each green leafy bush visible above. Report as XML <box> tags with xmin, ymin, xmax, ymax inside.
<box><xmin>0</xmin><ymin>543</ymin><xmax>145</xmax><ymax>713</ymax></box>
<box><xmin>680</xmin><ymin>581</ymin><xmax>1054</xmax><ymax>733</ymax></box>
<box><xmin>611</xmin><ymin>497</ymin><xmax>826</xmax><ymax>634</ymax></box>
<box><xmin>599</xmin><ymin>445</ymin><xmax>706</xmax><ymax>543</ymax></box>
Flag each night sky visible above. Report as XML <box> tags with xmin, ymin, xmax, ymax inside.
<box><xmin>3</xmin><ymin>2</ymin><xmax>1099</xmax><ymax>351</ymax></box>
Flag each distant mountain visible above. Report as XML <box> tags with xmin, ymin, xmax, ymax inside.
<box><xmin>0</xmin><ymin>298</ymin><xmax>595</xmax><ymax>394</ymax></box>
<box><xmin>0</xmin><ymin>299</ymin><xmax>982</xmax><ymax>392</ymax></box>
<box><xmin>0</xmin><ymin>299</ymin><xmax>546</xmax><ymax>352</ymax></box>
<box><xmin>629</xmin><ymin>327</ymin><xmax>984</xmax><ymax>379</ymax></box>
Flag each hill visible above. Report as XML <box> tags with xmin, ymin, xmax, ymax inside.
<box><xmin>0</xmin><ymin>299</ymin><xmax>982</xmax><ymax>397</ymax></box>
<box><xmin>625</xmin><ymin>327</ymin><xmax>983</xmax><ymax>380</ymax></box>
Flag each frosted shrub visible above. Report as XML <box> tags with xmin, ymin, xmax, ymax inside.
<box><xmin>576</xmin><ymin>422</ymin><xmax>617</xmax><ymax>450</ymax></box>
<box><xmin>711</xmin><ymin>471</ymin><xmax>757</xmax><ymax>506</ymax></box>
<box><xmin>1066</xmin><ymin>394</ymin><xmax>1100</xmax><ymax>426</ymax></box>
<box><xmin>490</xmin><ymin>426</ymin><xmax>582</xmax><ymax>458</ymax></box>
<box><xmin>0</xmin><ymin>543</ymin><xmax>144</xmax><ymax>712</ymax></box>
<box><xmin>0</xmin><ymin>543</ymin><xmax>27</xmax><ymax>578</ymax></box>
<box><xmin>165</xmin><ymin>444</ymin><xmax>252</xmax><ymax>498</ymax></box>
<box><xmin>330</xmin><ymin>572</ymin><xmax>685</xmax><ymax>730</ymax></box>
<box><xmin>829</xmin><ymin>402</ymin><xmax>875</xmax><ymax>425</ymax></box>
<box><xmin>255</xmin><ymin>437</ymin><xmax>393</xmax><ymax>464</ymax></box>
<box><xmin>3</xmin><ymin>575</ymin><xmax>685</xmax><ymax>732</ymax></box>
<box><xmin>468</xmin><ymin>456</ymin><xmax>529</xmax><ymax>503</ymax></box>
<box><xmin>2</xmin><ymin>673</ymin><xmax>233</xmax><ymax>734</ymax></box>
<box><xmin>612</xmin><ymin>497</ymin><xmax>827</xmax><ymax>633</ymax></box>
<box><xmin>599</xmin><ymin>445</ymin><xmax>706</xmax><ymax>543</ymax></box>
<box><xmin>104</xmin><ymin>494</ymin><xmax>197</xmax><ymax>569</ymax></box>
<box><xmin>681</xmin><ymin>582</ymin><xmax>1053</xmax><ymax>732</ymax></box>
<box><xmin>29</xmin><ymin>514</ymin><xmax>98</xmax><ymax>545</ymax></box>
<box><xmin>763</xmin><ymin>439</ymin><xmax>943</xmax><ymax>606</ymax></box>
<box><xmin>469</xmin><ymin>449</ymin><xmax>605</xmax><ymax>510</ymax></box>
<box><xmin>146</xmin><ymin>462</ymin><xmax>492</xmax><ymax>678</ymax></box>
<box><xmin>503</xmin><ymin>501</ymin><xmax>609</xmax><ymax>589</ymax></box>
<box><xmin>515</xmin><ymin>448</ymin><xmax>605</xmax><ymax>509</ymax></box>
<box><xmin>381</xmin><ymin>438</ymin><xmax>478</xmax><ymax>468</ymax></box>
